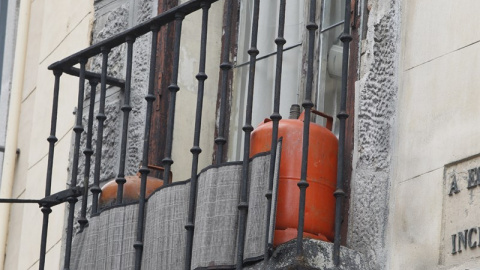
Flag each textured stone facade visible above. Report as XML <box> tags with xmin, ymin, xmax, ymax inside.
<box><xmin>347</xmin><ymin>0</ymin><xmax>401</xmax><ymax>268</ymax></box>
<box><xmin>72</xmin><ymin>0</ymin><xmax>157</xmax><ymax>234</ymax></box>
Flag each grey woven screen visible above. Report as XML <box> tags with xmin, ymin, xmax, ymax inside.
<box><xmin>190</xmin><ymin>163</ymin><xmax>243</xmax><ymax>268</ymax></box>
<box><xmin>243</xmin><ymin>154</ymin><xmax>270</xmax><ymax>261</ymax></box>
<box><xmin>71</xmin><ymin>204</ymin><xmax>138</xmax><ymax>270</ymax></box>
<box><xmin>71</xmin><ymin>153</ymin><xmax>273</xmax><ymax>270</ymax></box>
<box><xmin>70</xmin><ymin>223</ymin><xmax>86</xmax><ymax>270</ymax></box>
<box><xmin>142</xmin><ymin>182</ymin><xmax>190</xmax><ymax>269</ymax></box>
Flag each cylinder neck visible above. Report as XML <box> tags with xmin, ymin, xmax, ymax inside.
<box><xmin>289</xmin><ymin>104</ymin><xmax>301</xmax><ymax>119</ymax></box>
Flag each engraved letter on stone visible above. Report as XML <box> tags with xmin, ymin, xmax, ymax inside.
<box><xmin>458</xmin><ymin>230</ymin><xmax>468</xmax><ymax>252</ymax></box>
<box><xmin>467</xmin><ymin>168</ymin><xmax>478</xmax><ymax>189</ymax></box>
<box><xmin>452</xmin><ymin>234</ymin><xmax>457</xmax><ymax>254</ymax></box>
<box><xmin>449</xmin><ymin>174</ymin><xmax>460</xmax><ymax>195</ymax></box>
<box><xmin>468</xmin><ymin>227</ymin><xmax>478</xmax><ymax>248</ymax></box>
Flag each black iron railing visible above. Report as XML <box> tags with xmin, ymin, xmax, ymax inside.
<box><xmin>334</xmin><ymin>0</ymin><xmax>352</xmax><ymax>264</ymax></box>
<box><xmin>0</xmin><ymin>0</ymin><xmax>352</xmax><ymax>269</ymax></box>
<box><xmin>184</xmin><ymin>3</ymin><xmax>210</xmax><ymax>269</ymax></box>
<box><xmin>264</xmin><ymin>0</ymin><xmax>286</xmax><ymax>260</ymax></box>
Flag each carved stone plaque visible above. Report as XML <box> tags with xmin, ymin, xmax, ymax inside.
<box><xmin>442</xmin><ymin>154</ymin><xmax>480</xmax><ymax>266</ymax></box>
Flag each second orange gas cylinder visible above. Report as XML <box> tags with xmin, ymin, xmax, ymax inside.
<box><xmin>250</xmin><ymin>108</ymin><xmax>338</xmax><ymax>246</ymax></box>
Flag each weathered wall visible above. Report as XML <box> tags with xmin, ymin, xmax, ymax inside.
<box><xmin>387</xmin><ymin>0</ymin><xmax>480</xmax><ymax>269</ymax></box>
<box><xmin>347</xmin><ymin>0</ymin><xmax>401</xmax><ymax>268</ymax></box>
<box><xmin>170</xmin><ymin>0</ymin><xmax>224</xmax><ymax>181</ymax></box>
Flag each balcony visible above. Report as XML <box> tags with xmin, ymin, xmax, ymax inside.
<box><xmin>3</xmin><ymin>0</ymin><xmax>370</xmax><ymax>269</ymax></box>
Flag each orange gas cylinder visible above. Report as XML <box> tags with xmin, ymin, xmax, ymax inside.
<box><xmin>99</xmin><ymin>165</ymin><xmax>172</xmax><ymax>209</ymax></box>
<box><xmin>250</xmin><ymin>108</ymin><xmax>338</xmax><ymax>246</ymax></box>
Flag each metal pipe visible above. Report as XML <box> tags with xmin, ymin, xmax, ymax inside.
<box><xmin>63</xmin><ymin>59</ymin><xmax>87</xmax><ymax>270</ymax></box>
<box><xmin>78</xmin><ymin>79</ymin><xmax>98</xmax><ymax>231</ymax></box>
<box><xmin>214</xmin><ymin>0</ymin><xmax>233</xmax><ymax>164</ymax></box>
<box><xmin>264</xmin><ymin>0</ymin><xmax>286</xmax><ymax>261</ymax></box>
<box><xmin>357</xmin><ymin>0</ymin><xmax>366</xmax><ymax>78</ymax></box>
<box><xmin>333</xmin><ymin>0</ymin><xmax>352</xmax><ymax>265</ymax></box>
<box><xmin>91</xmin><ymin>47</ymin><xmax>111</xmax><ymax>215</ymax></box>
<box><xmin>296</xmin><ymin>0</ymin><xmax>318</xmax><ymax>257</ymax></box>
<box><xmin>0</xmin><ymin>0</ymin><xmax>8</xmax><ymax>91</ymax></box>
<box><xmin>184</xmin><ymin>3</ymin><xmax>210</xmax><ymax>269</ymax></box>
<box><xmin>134</xmin><ymin>26</ymin><xmax>159</xmax><ymax>270</ymax></box>
<box><xmin>320</xmin><ymin>20</ymin><xmax>344</xmax><ymax>33</ymax></box>
<box><xmin>236</xmin><ymin>0</ymin><xmax>260</xmax><ymax>268</ymax></box>
<box><xmin>115</xmin><ymin>36</ymin><xmax>135</xmax><ymax>204</ymax></box>
<box><xmin>39</xmin><ymin>70</ymin><xmax>62</xmax><ymax>270</ymax></box>
<box><xmin>0</xmin><ymin>0</ymin><xmax>31</xmax><ymax>268</ymax></box>
<box><xmin>315</xmin><ymin>0</ymin><xmax>326</xmax><ymax>114</ymax></box>
<box><xmin>162</xmin><ymin>13</ymin><xmax>185</xmax><ymax>184</ymax></box>
<box><xmin>234</xmin><ymin>43</ymin><xmax>301</xmax><ymax>68</ymax></box>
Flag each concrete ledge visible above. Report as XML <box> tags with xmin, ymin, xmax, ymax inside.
<box><xmin>247</xmin><ymin>239</ymin><xmax>374</xmax><ymax>270</ymax></box>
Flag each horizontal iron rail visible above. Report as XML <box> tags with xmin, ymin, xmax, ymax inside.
<box><xmin>234</xmin><ymin>43</ymin><xmax>302</xmax><ymax>68</ymax></box>
<box><xmin>0</xmin><ymin>187</ymin><xmax>82</xmax><ymax>207</ymax></box>
<box><xmin>48</xmin><ymin>0</ymin><xmax>219</xmax><ymax>71</ymax></box>
<box><xmin>64</xmin><ymin>67</ymin><xmax>125</xmax><ymax>88</ymax></box>
<box><xmin>0</xmin><ymin>198</ymin><xmax>44</xmax><ymax>204</ymax></box>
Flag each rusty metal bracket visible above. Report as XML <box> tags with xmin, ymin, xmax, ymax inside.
<box><xmin>0</xmin><ymin>186</ymin><xmax>83</xmax><ymax>207</ymax></box>
<box><xmin>39</xmin><ymin>186</ymin><xmax>83</xmax><ymax>207</ymax></box>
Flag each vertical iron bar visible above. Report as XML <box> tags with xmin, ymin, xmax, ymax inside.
<box><xmin>64</xmin><ymin>58</ymin><xmax>87</xmax><ymax>270</ymax></box>
<box><xmin>161</xmin><ymin>13</ymin><xmax>185</xmax><ymax>184</ymax></box>
<box><xmin>39</xmin><ymin>70</ymin><xmax>62</xmax><ymax>270</ymax></box>
<box><xmin>264</xmin><ymin>0</ymin><xmax>286</xmax><ymax>261</ymax></box>
<box><xmin>184</xmin><ymin>3</ymin><xmax>210</xmax><ymax>270</ymax></box>
<box><xmin>134</xmin><ymin>26</ymin><xmax>159</xmax><ymax>270</ymax></box>
<box><xmin>115</xmin><ymin>36</ymin><xmax>135</xmax><ymax>204</ymax></box>
<box><xmin>296</xmin><ymin>0</ymin><xmax>318</xmax><ymax>257</ymax></box>
<box><xmin>333</xmin><ymin>0</ymin><xmax>352</xmax><ymax>265</ymax></box>
<box><xmin>214</xmin><ymin>0</ymin><xmax>233</xmax><ymax>164</ymax></box>
<box><xmin>91</xmin><ymin>47</ymin><xmax>110</xmax><ymax>215</ymax></box>
<box><xmin>78</xmin><ymin>79</ymin><xmax>98</xmax><ymax>231</ymax></box>
<box><xmin>236</xmin><ymin>0</ymin><xmax>260</xmax><ymax>269</ymax></box>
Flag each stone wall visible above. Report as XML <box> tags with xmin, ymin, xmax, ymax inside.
<box><xmin>347</xmin><ymin>0</ymin><xmax>401</xmax><ymax>268</ymax></box>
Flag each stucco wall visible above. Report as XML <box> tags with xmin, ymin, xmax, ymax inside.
<box><xmin>4</xmin><ymin>0</ymin><xmax>95</xmax><ymax>269</ymax></box>
<box><xmin>170</xmin><ymin>0</ymin><xmax>224</xmax><ymax>181</ymax></box>
<box><xmin>349</xmin><ymin>0</ymin><xmax>480</xmax><ymax>269</ymax></box>
<box><xmin>387</xmin><ymin>0</ymin><xmax>480</xmax><ymax>269</ymax></box>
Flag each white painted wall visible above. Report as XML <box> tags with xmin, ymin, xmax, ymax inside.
<box><xmin>3</xmin><ymin>0</ymin><xmax>94</xmax><ymax>269</ymax></box>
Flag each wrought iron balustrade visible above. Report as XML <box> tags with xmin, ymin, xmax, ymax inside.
<box><xmin>1</xmin><ymin>0</ymin><xmax>352</xmax><ymax>269</ymax></box>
